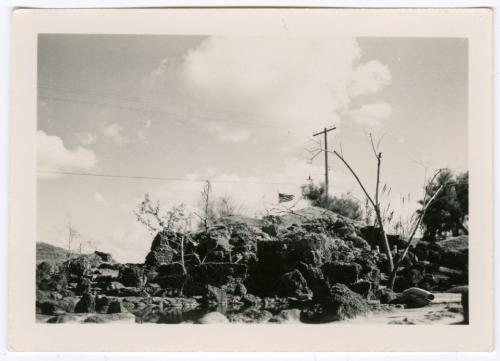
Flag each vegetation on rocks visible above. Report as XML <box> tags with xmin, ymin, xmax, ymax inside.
<box><xmin>36</xmin><ymin>203</ymin><xmax>469</xmax><ymax>324</ymax></box>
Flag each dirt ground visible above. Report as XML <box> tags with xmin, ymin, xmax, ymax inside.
<box><xmin>339</xmin><ymin>293</ymin><xmax>465</xmax><ymax>325</ymax></box>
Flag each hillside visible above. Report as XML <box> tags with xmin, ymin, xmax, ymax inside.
<box><xmin>36</xmin><ymin>242</ymin><xmax>74</xmax><ymax>264</ymax></box>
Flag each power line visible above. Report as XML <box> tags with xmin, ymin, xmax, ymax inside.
<box><xmin>38</xmin><ymin>83</ymin><xmax>301</xmax><ymax>131</ymax></box>
<box><xmin>37</xmin><ymin>169</ymin><xmax>301</xmax><ymax>186</ymax></box>
<box><xmin>38</xmin><ymin>94</ymin><xmax>285</xmax><ymax>129</ymax></box>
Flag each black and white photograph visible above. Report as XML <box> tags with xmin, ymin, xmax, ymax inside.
<box><xmin>35</xmin><ymin>33</ymin><xmax>470</xmax><ymax>325</ymax></box>
<box><xmin>7</xmin><ymin>8</ymin><xmax>493</xmax><ymax>352</ymax></box>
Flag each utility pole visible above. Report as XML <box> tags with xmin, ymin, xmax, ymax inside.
<box><xmin>313</xmin><ymin>126</ymin><xmax>336</xmax><ymax>197</ymax></box>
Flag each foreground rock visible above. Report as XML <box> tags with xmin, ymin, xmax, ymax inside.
<box><xmin>227</xmin><ymin>308</ymin><xmax>272</xmax><ymax>323</ymax></box>
<box><xmin>269</xmin><ymin>309</ymin><xmax>301</xmax><ymax>324</ymax></box>
<box><xmin>302</xmin><ymin>284</ymin><xmax>368</xmax><ymax>323</ymax></box>
<box><xmin>197</xmin><ymin>312</ymin><xmax>229</xmax><ymax>324</ymax></box>
<box><xmin>395</xmin><ymin>287</ymin><xmax>434</xmax><ymax>308</ymax></box>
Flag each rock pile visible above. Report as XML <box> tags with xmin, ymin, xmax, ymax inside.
<box><xmin>35</xmin><ymin>207</ymin><xmax>468</xmax><ymax>324</ymax></box>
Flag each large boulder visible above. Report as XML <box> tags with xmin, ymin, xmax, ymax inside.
<box><xmin>94</xmin><ymin>250</ymin><xmax>114</xmax><ymax>263</ymax></box>
<box><xmin>185</xmin><ymin>262</ymin><xmax>248</xmax><ymax>296</ymax></box>
<box><xmin>301</xmin><ymin>284</ymin><xmax>368</xmax><ymax>323</ymax></box>
<box><xmin>197</xmin><ymin>312</ymin><xmax>229</xmax><ymax>324</ymax></box>
<box><xmin>275</xmin><ymin>269</ymin><xmax>313</xmax><ymax>299</ymax></box>
<box><xmin>395</xmin><ymin>287</ymin><xmax>434</xmax><ymax>308</ymax></box>
<box><xmin>195</xmin><ymin>225</ymin><xmax>232</xmax><ymax>262</ymax></box>
<box><xmin>153</xmin><ymin>263</ymin><xmax>186</xmax><ymax>291</ymax></box>
<box><xmin>36</xmin><ymin>262</ymin><xmax>67</xmax><ymax>292</ymax></box>
<box><xmin>118</xmin><ymin>265</ymin><xmax>145</xmax><ymax>288</ymax></box>
<box><xmin>322</xmin><ymin>284</ymin><xmax>368</xmax><ymax>320</ymax></box>
<box><xmin>36</xmin><ymin>292</ymin><xmax>78</xmax><ymax>315</ymax></box>
<box><xmin>144</xmin><ymin>230</ymin><xmax>183</xmax><ymax>266</ymax></box>
<box><xmin>203</xmin><ymin>285</ymin><xmax>228</xmax><ymax>305</ymax></box>
<box><xmin>74</xmin><ymin>292</ymin><xmax>96</xmax><ymax>313</ymax></box>
<box><xmin>226</xmin><ymin>222</ymin><xmax>269</xmax><ymax>264</ymax></box>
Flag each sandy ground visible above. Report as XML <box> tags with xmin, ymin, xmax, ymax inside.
<box><xmin>339</xmin><ymin>293</ymin><xmax>465</xmax><ymax>325</ymax></box>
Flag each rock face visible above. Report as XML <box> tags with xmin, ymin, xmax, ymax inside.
<box><xmin>35</xmin><ymin>206</ymin><xmax>469</xmax><ymax>325</ymax></box>
<box><xmin>74</xmin><ymin>292</ymin><xmax>96</xmax><ymax>313</ymax></box>
<box><xmin>203</xmin><ymin>285</ymin><xmax>228</xmax><ymax>305</ymax></box>
<box><xmin>144</xmin><ymin>230</ymin><xmax>182</xmax><ymax>266</ymax></box>
<box><xmin>322</xmin><ymin>262</ymin><xmax>362</xmax><ymax>285</ymax></box>
<box><xmin>118</xmin><ymin>265</ymin><xmax>145</xmax><ymax>288</ymax></box>
<box><xmin>195</xmin><ymin>225</ymin><xmax>232</xmax><ymax>262</ymax></box>
<box><xmin>302</xmin><ymin>284</ymin><xmax>368</xmax><ymax>323</ymax></box>
<box><xmin>275</xmin><ymin>269</ymin><xmax>313</xmax><ymax>299</ymax></box>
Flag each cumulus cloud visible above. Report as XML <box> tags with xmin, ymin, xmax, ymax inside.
<box><xmin>349</xmin><ymin>102</ymin><xmax>393</xmax><ymax>127</ymax></box>
<box><xmin>348</xmin><ymin>61</ymin><xmax>392</xmax><ymax>97</ymax></box>
<box><xmin>76</xmin><ymin>132</ymin><xmax>98</xmax><ymax>145</ymax></box>
<box><xmin>101</xmin><ymin>122</ymin><xmax>130</xmax><ymax>145</ymax></box>
<box><xmin>37</xmin><ymin>130</ymin><xmax>97</xmax><ymax>177</ymax></box>
<box><xmin>146</xmin><ymin>36</ymin><xmax>392</xmax><ymax>145</ymax></box>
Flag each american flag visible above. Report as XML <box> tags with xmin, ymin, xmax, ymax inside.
<box><xmin>278</xmin><ymin>193</ymin><xmax>295</xmax><ymax>203</ymax></box>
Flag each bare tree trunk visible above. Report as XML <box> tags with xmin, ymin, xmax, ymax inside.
<box><xmin>387</xmin><ymin>182</ymin><xmax>444</xmax><ymax>289</ymax></box>
<box><xmin>331</xmin><ymin>149</ymin><xmax>394</xmax><ymax>273</ymax></box>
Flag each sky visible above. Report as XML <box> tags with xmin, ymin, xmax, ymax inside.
<box><xmin>37</xmin><ymin>35</ymin><xmax>468</xmax><ymax>263</ymax></box>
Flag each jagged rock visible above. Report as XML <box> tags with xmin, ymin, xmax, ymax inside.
<box><xmin>302</xmin><ymin>284</ymin><xmax>368</xmax><ymax>323</ymax></box>
<box><xmin>95</xmin><ymin>295</ymin><xmax>110</xmax><ymax>313</ymax></box>
<box><xmin>322</xmin><ymin>261</ymin><xmax>362</xmax><ymax>285</ymax></box>
<box><xmin>395</xmin><ymin>267</ymin><xmax>424</xmax><ymax>291</ymax></box>
<box><xmin>74</xmin><ymin>293</ymin><xmax>96</xmax><ymax>313</ymax></box>
<box><xmin>94</xmin><ymin>251</ymin><xmax>113</xmax><ymax>263</ymax></box>
<box><xmin>346</xmin><ymin>234</ymin><xmax>371</xmax><ymax>251</ymax></box>
<box><xmin>153</xmin><ymin>263</ymin><xmax>186</xmax><ymax>290</ymax></box>
<box><xmin>226</xmin><ymin>222</ymin><xmax>269</xmax><ymax>264</ymax></box>
<box><xmin>221</xmin><ymin>277</ymin><xmax>247</xmax><ymax>296</ymax></box>
<box><xmin>185</xmin><ymin>263</ymin><xmax>248</xmax><ymax>295</ymax></box>
<box><xmin>204</xmin><ymin>285</ymin><xmax>227</xmax><ymax>305</ymax></box>
<box><xmin>37</xmin><ymin>297</ymin><xmax>77</xmax><ymax>315</ymax></box>
<box><xmin>75</xmin><ymin>277</ymin><xmax>92</xmax><ymax>295</ymax></box>
<box><xmin>197</xmin><ymin>312</ymin><xmax>229</xmax><ymax>324</ymax></box>
<box><xmin>295</xmin><ymin>262</ymin><xmax>330</xmax><ymax>300</ymax></box>
<box><xmin>378</xmin><ymin>288</ymin><xmax>398</xmax><ymax>304</ymax></box>
<box><xmin>36</xmin><ymin>262</ymin><xmax>67</xmax><ymax>292</ymax></box>
<box><xmin>241</xmin><ymin>293</ymin><xmax>261</xmax><ymax>306</ymax></box>
<box><xmin>107</xmin><ymin>300</ymin><xmax>123</xmax><ymax>314</ymax></box>
<box><xmin>145</xmin><ymin>246</ymin><xmax>175</xmax><ymax>267</ymax></box>
<box><xmin>228</xmin><ymin>308</ymin><xmax>272</xmax><ymax>323</ymax></box>
<box><xmin>145</xmin><ymin>230</ymin><xmax>193</xmax><ymax>267</ymax></box>
<box><xmin>118</xmin><ymin>265</ymin><xmax>145</xmax><ymax>287</ymax></box>
<box><xmin>396</xmin><ymin>287</ymin><xmax>434</xmax><ymax>308</ymax></box>
<box><xmin>323</xmin><ymin>284</ymin><xmax>368</xmax><ymax>320</ymax></box>
<box><xmin>349</xmin><ymin>280</ymin><xmax>372</xmax><ymax>298</ymax></box>
<box><xmin>105</xmin><ymin>287</ymin><xmax>149</xmax><ymax>297</ymax></box>
<box><xmin>261</xmin><ymin>223</ymin><xmax>279</xmax><ymax>237</ymax></box>
<box><xmin>270</xmin><ymin>309</ymin><xmax>301</xmax><ymax>323</ymax></box>
<box><xmin>162</xmin><ymin>297</ymin><xmax>199</xmax><ymax>309</ymax></box>
<box><xmin>359</xmin><ymin>226</ymin><xmax>406</xmax><ymax>250</ymax></box>
<box><xmin>275</xmin><ymin>269</ymin><xmax>313</xmax><ymax>299</ymax></box>
<box><xmin>157</xmin><ymin>308</ymin><xmax>183</xmax><ymax>324</ymax></box>
<box><xmin>195</xmin><ymin>225</ymin><xmax>232</xmax><ymax>262</ymax></box>
<box><xmin>106</xmin><ymin>281</ymin><xmax>125</xmax><ymax>291</ymax></box>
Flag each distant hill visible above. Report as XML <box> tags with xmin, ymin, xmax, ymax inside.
<box><xmin>36</xmin><ymin>242</ymin><xmax>75</xmax><ymax>264</ymax></box>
